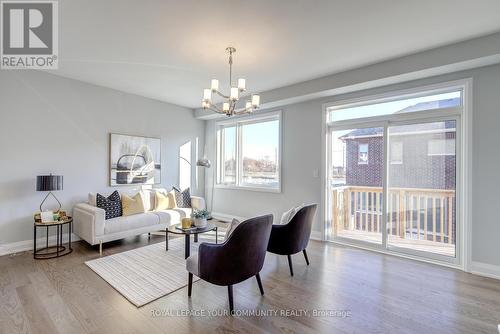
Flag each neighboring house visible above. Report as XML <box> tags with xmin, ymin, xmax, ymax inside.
<box><xmin>340</xmin><ymin>98</ymin><xmax>458</xmax><ymax>190</ymax></box>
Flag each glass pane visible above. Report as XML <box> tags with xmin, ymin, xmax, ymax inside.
<box><xmin>329</xmin><ymin>127</ymin><xmax>384</xmax><ymax>244</ymax></box>
<box><xmin>387</xmin><ymin>120</ymin><xmax>456</xmax><ymax>257</ymax></box>
<box><xmin>241</xmin><ymin>119</ymin><xmax>279</xmax><ymax>188</ymax></box>
<box><xmin>219</xmin><ymin>126</ymin><xmax>236</xmax><ymax>184</ymax></box>
<box><xmin>329</xmin><ymin>91</ymin><xmax>461</xmax><ymax>122</ymax></box>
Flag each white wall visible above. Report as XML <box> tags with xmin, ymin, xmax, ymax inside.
<box><xmin>205</xmin><ymin>64</ymin><xmax>500</xmax><ymax>271</ymax></box>
<box><xmin>0</xmin><ymin>71</ymin><xmax>205</xmax><ymax>246</ymax></box>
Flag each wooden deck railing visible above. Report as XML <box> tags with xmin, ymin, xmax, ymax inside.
<box><xmin>332</xmin><ymin>186</ymin><xmax>455</xmax><ymax>244</ymax></box>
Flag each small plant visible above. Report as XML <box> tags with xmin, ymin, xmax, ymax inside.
<box><xmin>191</xmin><ymin>209</ymin><xmax>210</xmax><ymax>219</ymax></box>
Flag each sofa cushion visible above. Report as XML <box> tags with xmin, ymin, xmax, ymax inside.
<box><xmin>155</xmin><ymin>190</ymin><xmax>177</xmax><ymax>210</ymax></box>
<box><xmin>96</xmin><ymin>191</ymin><xmax>122</xmax><ymax>220</ymax></box>
<box><xmin>152</xmin><ymin>210</ymin><xmax>182</xmax><ymax>225</ymax></box>
<box><xmin>121</xmin><ymin>192</ymin><xmax>146</xmax><ymax>216</ymax></box>
<box><xmin>104</xmin><ymin>212</ymin><xmax>160</xmax><ymax>234</ymax></box>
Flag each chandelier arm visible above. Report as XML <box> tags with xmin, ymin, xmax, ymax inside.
<box><xmin>205</xmin><ymin>101</ymin><xmax>225</xmax><ymax>114</ymax></box>
<box><xmin>214</xmin><ymin>90</ymin><xmax>230</xmax><ymax>99</ymax></box>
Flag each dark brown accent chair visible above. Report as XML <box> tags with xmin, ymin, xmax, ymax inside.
<box><xmin>186</xmin><ymin>214</ymin><xmax>273</xmax><ymax>312</ymax></box>
<box><xmin>267</xmin><ymin>204</ymin><xmax>317</xmax><ymax>276</ymax></box>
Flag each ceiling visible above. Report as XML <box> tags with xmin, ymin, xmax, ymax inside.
<box><xmin>54</xmin><ymin>0</ymin><xmax>500</xmax><ymax>108</ymax></box>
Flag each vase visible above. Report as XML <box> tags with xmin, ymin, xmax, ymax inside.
<box><xmin>193</xmin><ymin>218</ymin><xmax>207</xmax><ymax>228</ymax></box>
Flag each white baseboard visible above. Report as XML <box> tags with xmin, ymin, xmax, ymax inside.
<box><xmin>469</xmin><ymin>261</ymin><xmax>500</xmax><ymax>280</ymax></box>
<box><xmin>211</xmin><ymin>212</ymin><xmax>324</xmax><ymax>241</ymax></box>
<box><xmin>0</xmin><ymin>233</ymin><xmax>81</xmax><ymax>257</ymax></box>
<box><xmin>211</xmin><ymin>212</ymin><xmax>247</xmax><ymax>223</ymax></box>
<box><xmin>310</xmin><ymin>230</ymin><xmax>323</xmax><ymax>241</ymax></box>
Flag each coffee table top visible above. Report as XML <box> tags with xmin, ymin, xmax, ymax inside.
<box><xmin>166</xmin><ymin>223</ymin><xmax>216</xmax><ymax>235</ymax></box>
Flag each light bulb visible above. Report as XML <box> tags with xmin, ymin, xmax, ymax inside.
<box><xmin>211</xmin><ymin>79</ymin><xmax>219</xmax><ymax>92</ymax></box>
<box><xmin>223</xmin><ymin>102</ymin><xmax>230</xmax><ymax>112</ymax></box>
<box><xmin>203</xmin><ymin>89</ymin><xmax>212</xmax><ymax>101</ymax></box>
<box><xmin>238</xmin><ymin>78</ymin><xmax>246</xmax><ymax>91</ymax></box>
<box><xmin>245</xmin><ymin>101</ymin><xmax>252</xmax><ymax>111</ymax></box>
<box><xmin>251</xmin><ymin>94</ymin><xmax>260</xmax><ymax>107</ymax></box>
<box><xmin>230</xmin><ymin>87</ymin><xmax>239</xmax><ymax>101</ymax></box>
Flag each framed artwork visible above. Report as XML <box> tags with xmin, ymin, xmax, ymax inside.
<box><xmin>110</xmin><ymin>133</ymin><xmax>161</xmax><ymax>186</ymax></box>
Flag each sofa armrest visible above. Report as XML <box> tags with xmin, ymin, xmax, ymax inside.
<box><xmin>190</xmin><ymin>196</ymin><xmax>206</xmax><ymax>210</ymax></box>
<box><xmin>73</xmin><ymin>203</ymin><xmax>105</xmax><ymax>245</ymax></box>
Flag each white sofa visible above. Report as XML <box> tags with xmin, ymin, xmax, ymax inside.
<box><xmin>73</xmin><ymin>189</ymin><xmax>205</xmax><ymax>254</ymax></box>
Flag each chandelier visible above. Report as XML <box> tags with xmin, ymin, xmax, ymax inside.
<box><xmin>202</xmin><ymin>47</ymin><xmax>261</xmax><ymax>116</ymax></box>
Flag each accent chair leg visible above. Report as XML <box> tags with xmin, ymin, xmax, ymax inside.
<box><xmin>228</xmin><ymin>285</ymin><xmax>234</xmax><ymax>313</ymax></box>
<box><xmin>255</xmin><ymin>273</ymin><xmax>264</xmax><ymax>295</ymax></box>
<box><xmin>188</xmin><ymin>273</ymin><xmax>193</xmax><ymax>297</ymax></box>
<box><xmin>99</xmin><ymin>240</ymin><xmax>103</xmax><ymax>256</ymax></box>
<box><xmin>303</xmin><ymin>249</ymin><xmax>310</xmax><ymax>266</ymax></box>
<box><xmin>287</xmin><ymin>255</ymin><xmax>294</xmax><ymax>276</ymax></box>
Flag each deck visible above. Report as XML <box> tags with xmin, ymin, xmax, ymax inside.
<box><xmin>336</xmin><ymin>229</ymin><xmax>455</xmax><ymax>257</ymax></box>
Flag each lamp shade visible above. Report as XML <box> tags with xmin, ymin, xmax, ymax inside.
<box><xmin>36</xmin><ymin>175</ymin><xmax>63</xmax><ymax>191</ymax></box>
<box><xmin>196</xmin><ymin>158</ymin><xmax>211</xmax><ymax>168</ymax></box>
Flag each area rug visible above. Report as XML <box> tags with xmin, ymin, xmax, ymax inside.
<box><xmin>85</xmin><ymin>237</ymin><xmax>206</xmax><ymax>307</ymax></box>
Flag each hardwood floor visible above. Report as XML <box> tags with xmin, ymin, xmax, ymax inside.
<box><xmin>1</xmin><ymin>235</ymin><xmax>500</xmax><ymax>334</ymax></box>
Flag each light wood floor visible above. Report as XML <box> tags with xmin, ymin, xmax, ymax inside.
<box><xmin>1</xmin><ymin>235</ymin><xmax>500</xmax><ymax>334</ymax></box>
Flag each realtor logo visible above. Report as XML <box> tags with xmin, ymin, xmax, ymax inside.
<box><xmin>1</xmin><ymin>0</ymin><xmax>58</xmax><ymax>69</ymax></box>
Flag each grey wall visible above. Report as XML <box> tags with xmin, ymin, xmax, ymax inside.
<box><xmin>205</xmin><ymin>64</ymin><xmax>500</xmax><ymax>267</ymax></box>
<box><xmin>0</xmin><ymin>71</ymin><xmax>205</xmax><ymax>245</ymax></box>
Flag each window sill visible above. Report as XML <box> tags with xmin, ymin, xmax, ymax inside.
<box><xmin>215</xmin><ymin>184</ymin><xmax>281</xmax><ymax>193</ymax></box>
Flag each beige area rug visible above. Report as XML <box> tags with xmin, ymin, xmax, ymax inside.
<box><xmin>85</xmin><ymin>237</ymin><xmax>212</xmax><ymax>307</ymax></box>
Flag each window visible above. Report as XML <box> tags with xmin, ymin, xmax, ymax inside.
<box><xmin>216</xmin><ymin>111</ymin><xmax>281</xmax><ymax>191</ymax></box>
<box><xmin>326</xmin><ymin>81</ymin><xmax>467</xmax><ymax>264</ymax></box>
<box><xmin>358</xmin><ymin>143</ymin><xmax>368</xmax><ymax>164</ymax></box>
<box><xmin>390</xmin><ymin>141</ymin><xmax>403</xmax><ymax>164</ymax></box>
<box><xmin>428</xmin><ymin>139</ymin><xmax>455</xmax><ymax>156</ymax></box>
<box><xmin>328</xmin><ymin>90</ymin><xmax>461</xmax><ymax>122</ymax></box>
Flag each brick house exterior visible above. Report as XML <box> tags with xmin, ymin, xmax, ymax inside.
<box><xmin>341</xmin><ymin>122</ymin><xmax>456</xmax><ymax>190</ymax></box>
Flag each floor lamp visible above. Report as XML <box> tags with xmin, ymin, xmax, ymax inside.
<box><xmin>196</xmin><ymin>157</ymin><xmax>214</xmax><ymax>215</ymax></box>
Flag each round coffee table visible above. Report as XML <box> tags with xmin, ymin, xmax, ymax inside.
<box><xmin>166</xmin><ymin>223</ymin><xmax>218</xmax><ymax>259</ymax></box>
<box><xmin>34</xmin><ymin>217</ymin><xmax>73</xmax><ymax>259</ymax></box>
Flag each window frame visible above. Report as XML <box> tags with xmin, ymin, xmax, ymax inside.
<box><xmin>215</xmin><ymin>110</ymin><xmax>282</xmax><ymax>193</ymax></box>
<box><xmin>323</xmin><ymin>78</ymin><xmax>472</xmax><ymax>269</ymax></box>
<box><xmin>427</xmin><ymin>138</ymin><xmax>456</xmax><ymax>156</ymax></box>
<box><xmin>357</xmin><ymin>143</ymin><xmax>369</xmax><ymax>165</ymax></box>
<box><xmin>390</xmin><ymin>141</ymin><xmax>403</xmax><ymax>165</ymax></box>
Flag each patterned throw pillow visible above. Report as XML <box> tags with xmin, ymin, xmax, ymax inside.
<box><xmin>96</xmin><ymin>190</ymin><xmax>122</xmax><ymax>220</ymax></box>
<box><xmin>173</xmin><ymin>186</ymin><xmax>191</xmax><ymax>208</ymax></box>
<box><xmin>225</xmin><ymin>218</ymin><xmax>240</xmax><ymax>241</ymax></box>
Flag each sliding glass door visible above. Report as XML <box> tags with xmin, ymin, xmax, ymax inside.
<box><xmin>329</xmin><ymin>127</ymin><xmax>384</xmax><ymax>245</ymax></box>
<box><xmin>387</xmin><ymin>120</ymin><xmax>457</xmax><ymax>257</ymax></box>
<box><xmin>325</xmin><ymin>85</ymin><xmax>463</xmax><ymax>264</ymax></box>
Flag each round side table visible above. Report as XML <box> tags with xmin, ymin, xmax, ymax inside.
<box><xmin>34</xmin><ymin>217</ymin><xmax>73</xmax><ymax>259</ymax></box>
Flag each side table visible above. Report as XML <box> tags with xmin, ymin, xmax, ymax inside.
<box><xmin>34</xmin><ymin>217</ymin><xmax>73</xmax><ymax>259</ymax></box>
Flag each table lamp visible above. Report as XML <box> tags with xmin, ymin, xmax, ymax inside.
<box><xmin>36</xmin><ymin>174</ymin><xmax>64</xmax><ymax>212</ymax></box>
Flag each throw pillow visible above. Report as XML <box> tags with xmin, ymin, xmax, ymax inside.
<box><xmin>88</xmin><ymin>192</ymin><xmax>97</xmax><ymax>206</ymax></box>
<box><xmin>173</xmin><ymin>186</ymin><xmax>191</xmax><ymax>208</ymax></box>
<box><xmin>225</xmin><ymin>218</ymin><xmax>240</xmax><ymax>241</ymax></box>
<box><xmin>121</xmin><ymin>192</ymin><xmax>146</xmax><ymax>216</ymax></box>
<box><xmin>279</xmin><ymin>203</ymin><xmax>305</xmax><ymax>225</ymax></box>
<box><xmin>96</xmin><ymin>191</ymin><xmax>122</xmax><ymax>220</ymax></box>
<box><xmin>280</xmin><ymin>207</ymin><xmax>296</xmax><ymax>225</ymax></box>
<box><xmin>155</xmin><ymin>190</ymin><xmax>177</xmax><ymax>210</ymax></box>
<box><xmin>140</xmin><ymin>189</ymin><xmax>154</xmax><ymax>212</ymax></box>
